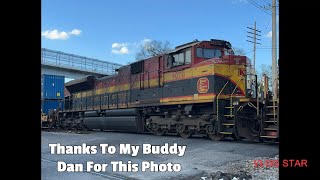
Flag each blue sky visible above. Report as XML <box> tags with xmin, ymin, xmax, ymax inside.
<box><xmin>42</xmin><ymin>0</ymin><xmax>278</xmax><ymax>68</ymax></box>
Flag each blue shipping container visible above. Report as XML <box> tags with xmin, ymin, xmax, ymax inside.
<box><xmin>41</xmin><ymin>74</ymin><xmax>65</xmax><ymax>99</ymax></box>
<box><xmin>41</xmin><ymin>99</ymin><xmax>64</xmax><ymax>115</ymax></box>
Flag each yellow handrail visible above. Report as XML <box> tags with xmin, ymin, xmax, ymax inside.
<box><xmin>216</xmin><ymin>81</ymin><xmax>229</xmax><ymax>123</ymax></box>
<box><xmin>271</xmin><ymin>78</ymin><xmax>278</xmax><ymax>126</ymax></box>
<box><xmin>230</xmin><ymin>76</ymin><xmax>244</xmax><ymax>98</ymax></box>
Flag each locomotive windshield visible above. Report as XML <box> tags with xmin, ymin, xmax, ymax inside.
<box><xmin>196</xmin><ymin>48</ymin><xmax>222</xmax><ymax>59</ymax></box>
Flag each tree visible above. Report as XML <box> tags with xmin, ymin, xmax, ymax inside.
<box><xmin>257</xmin><ymin>64</ymin><xmax>273</xmax><ymax>90</ymax></box>
<box><xmin>135</xmin><ymin>40</ymin><xmax>172</xmax><ymax>61</ymax></box>
<box><xmin>232</xmin><ymin>47</ymin><xmax>246</xmax><ymax>56</ymax></box>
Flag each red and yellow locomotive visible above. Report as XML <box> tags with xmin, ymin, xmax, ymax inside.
<box><xmin>60</xmin><ymin>39</ymin><xmax>278</xmax><ymax>142</ymax></box>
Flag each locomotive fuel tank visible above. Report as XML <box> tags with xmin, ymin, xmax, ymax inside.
<box><xmin>83</xmin><ymin>116</ymin><xmax>143</xmax><ymax>133</ymax></box>
<box><xmin>83</xmin><ymin>108</ymin><xmax>143</xmax><ymax>133</ymax></box>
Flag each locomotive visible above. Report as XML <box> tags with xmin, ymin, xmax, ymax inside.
<box><xmin>53</xmin><ymin>39</ymin><xmax>279</xmax><ymax>142</ymax></box>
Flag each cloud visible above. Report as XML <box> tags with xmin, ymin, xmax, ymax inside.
<box><xmin>110</xmin><ymin>38</ymin><xmax>152</xmax><ymax>55</ymax></box>
<box><xmin>111</xmin><ymin>43</ymin><xmax>129</xmax><ymax>54</ymax></box>
<box><xmin>70</xmin><ymin>29</ymin><xmax>81</xmax><ymax>35</ymax></box>
<box><xmin>41</xmin><ymin>30</ymin><xmax>69</xmax><ymax>40</ymax></box>
<box><xmin>266</xmin><ymin>31</ymin><xmax>272</xmax><ymax>38</ymax></box>
<box><xmin>41</xmin><ymin>29</ymin><xmax>82</xmax><ymax>40</ymax></box>
<box><xmin>112</xmin><ymin>43</ymin><xmax>128</xmax><ymax>49</ymax></box>
<box><xmin>111</xmin><ymin>47</ymin><xmax>129</xmax><ymax>54</ymax></box>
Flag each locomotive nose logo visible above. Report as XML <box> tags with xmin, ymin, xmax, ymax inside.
<box><xmin>239</xmin><ymin>68</ymin><xmax>246</xmax><ymax>76</ymax></box>
<box><xmin>197</xmin><ymin>77</ymin><xmax>209</xmax><ymax>93</ymax></box>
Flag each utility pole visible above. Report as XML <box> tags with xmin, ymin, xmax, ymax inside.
<box><xmin>272</xmin><ymin>0</ymin><xmax>278</xmax><ymax>100</ymax></box>
<box><xmin>246</xmin><ymin>21</ymin><xmax>261</xmax><ymax>74</ymax></box>
<box><xmin>247</xmin><ymin>22</ymin><xmax>261</xmax><ymax>100</ymax></box>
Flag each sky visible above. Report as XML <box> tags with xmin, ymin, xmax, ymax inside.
<box><xmin>42</xmin><ymin>0</ymin><xmax>279</xmax><ymax>69</ymax></box>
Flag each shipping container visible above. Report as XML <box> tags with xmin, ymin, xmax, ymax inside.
<box><xmin>41</xmin><ymin>99</ymin><xmax>64</xmax><ymax>115</ymax></box>
<box><xmin>41</xmin><ymin>74</ymin><xmax>65</xmax><ymax>99</ymax></box>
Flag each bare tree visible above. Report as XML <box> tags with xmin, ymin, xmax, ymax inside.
<box><xmin>232</xmin><ymin>47</ymin><xmax>246</xmax><ymax>56</ymax></box>
<box><xmin>257</xmin><ymin>64</ymin><xmax>273</xmax><ymax>89</ymax></box>
<box><xmin>135</xmin><ymin>40</ymin><xmax>172</xmax><ymax>61</ymax></box>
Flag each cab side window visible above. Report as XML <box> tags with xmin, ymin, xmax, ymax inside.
<box><xmin>167</xmin><ymin>49</ymin><xmax>191</xmax><ymax>68</ymax></box>
<box><xmin>185</xmin><ymin>50</ymin><xmax>191</xmax><ymax>64</ymax></box>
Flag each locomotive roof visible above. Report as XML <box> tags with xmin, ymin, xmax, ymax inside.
<box><xmin>169</xmin><ymin>40</ymin><xmax>200</xmax><ymax>53</ymax></box>
<box><xmin>169</xmin><ymin>39</ymin><xmax>232</xmax><ymax>54</ymax></box>
<box><xmin>65</xmin><ymin>75</ymin><xmax>95</xmax><ymax>87</ymax></box>
<box><xmin>96</xmin><ymin>74</ymin><xmax>117</xmax><ymax>81</ymax></box>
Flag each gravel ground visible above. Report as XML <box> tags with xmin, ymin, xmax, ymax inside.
<box><xmin>223</xmin><ymin>155</ymin><xmax>279</xmax><ymax>180</ymax></box>
<box><xmin>186</xmin><ymin>155</ymin><xmax>279</xmax><ymax>180</ymax></box>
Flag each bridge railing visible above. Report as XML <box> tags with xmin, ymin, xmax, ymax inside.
<box><xmin>41</xmin><ymin>48</ymin><xmax>122</xmax><ymax>75</ymax></box>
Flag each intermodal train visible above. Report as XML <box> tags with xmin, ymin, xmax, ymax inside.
<box><xmin>49</xmin><ymin>39</ymin><xmax>279</xmax><ymax>142</ymax></box>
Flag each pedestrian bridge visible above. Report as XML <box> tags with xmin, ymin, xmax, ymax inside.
<box><xmin>41</xmin><ymin>48</ymin><xmax>122</xmax><ymax>79</ymax></box>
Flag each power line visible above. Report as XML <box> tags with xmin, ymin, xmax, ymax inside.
<box><xmin>247</xmin><ymin>0</ymin><xmax>272</xmax><ymax>16</ymax></box>
<box><xmin>244</xmin><ymin>49</ymin><xmax>254</xmax><ymax>55</ymax></box>
<box><xmin>243</xmin><ymin>48</ymin><xmax>278</xmax><ymax>55</ymax></box>
<box><xmin>257</xmin><ymin>47</ymin><xmax>278</xmax><ymax>49</ymax></box>
<box><xmin>264</xmin><ymin>18</ymin><xmax>272</xmax><ymax>32</ymax></box>
<box><xmin>262</xmin><ymin>0</ymin><xmax>271</xmax><ymax>5</ymax></box>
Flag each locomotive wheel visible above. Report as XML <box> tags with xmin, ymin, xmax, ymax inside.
<box><xmin>61</xmin><ymin>121</ymin><xmax>67</xmax><ymax>129</ymax></box>
<box><xmin>179</xmin><ymin>130</ymin><xmax>192</xmax><ymax>138</ymax></box>
<box><xmin>208</xmin><ymin>133</ymin><xmax>224</xmax><ymax>141</ymax></box>
<box><xmin>176</xmin><ymin>124</ymin><xmax>185</xmax><ymax>133</ymax></box>
<box><xmin>48</xmin><ymin>121</ymin><xmax>54</xmax><ymax>129</ymax></box>
<box><xmin>78</xmin><ymin>120</ymin><xmax>85</xmax><ymax>130</ymax></box>
<box><xmin>155</xmin><ymin>128</ymin><xmax>165</xmax><ymax>136</ymax></box>
<box><xmin>67</xmin><ymin>123</ymin><xmax>73</xmax><ymax>130</ymax></box>
<box><xmin>206</xmin><ymin>125</ymin><xmax>223</xmax><ymax>141</ymax></box>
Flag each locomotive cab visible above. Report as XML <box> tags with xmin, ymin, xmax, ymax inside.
<box><xmin>166</xmin><ymin>39</ymin><xmax>234</xmax><ymax>68</ymax></box>
<box><xmin>193</xmin><ymin>39</ymin><xmax>234</xmax><ymax>64</ymax></box>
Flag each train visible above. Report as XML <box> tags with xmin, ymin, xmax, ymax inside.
<box><xmin>46</xmin><ymin>39</ymin><xmax>279</xmax><ymax>143</ymax></box>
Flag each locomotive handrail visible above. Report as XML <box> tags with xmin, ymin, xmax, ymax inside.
<box><xmin>130</xmin><ymin>69</ymin><xmax>161</xmax><ymax>90</ymax></box>
<box><xmin>216</xmin><ymin>81</ymin><xmax>229</xmax><ymax>125</ymax></box>
<box><xmin>130</xmin><ymin>74</ymin><xmax>140</xmax><ymax>90</ymax></box>
<box><xmin>271</xmin><ymin>78</ymin><xmax>278</xmax><ymax>126</ymax></box>
<box><xmin>145</xmin><ymin>69</ymin><xmax>161</xmax><ymax>88</ymax></box>
<box><xmin>230</xmin><ymin>75</ymin><xmax>243</xmax><ymax>97</ymax></box>
<box><xmin>229</xmin><ymin>75</ymin><xmax>244</xmax><ymax>116</ymax></box>
<box><xmin>216</xmin><ymin>81</ymin><xmax>229</xmax><ymax>100</ymax></box>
